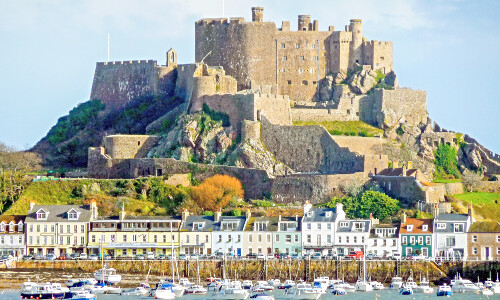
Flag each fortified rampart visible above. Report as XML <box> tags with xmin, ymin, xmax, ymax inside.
<box><xmin>195</xmin><ymin>8</ymin><xmax>393</xmax><ymax>102</ymax></box>
<box><xmin>90</xmin><ymin>58</ymin><xmax>177</xmax><ymax>111</ymax></box>
<box><xmin>103</xmin><ymin>135</ymin><xmax>160</xmax><ymax>159</ymax></box>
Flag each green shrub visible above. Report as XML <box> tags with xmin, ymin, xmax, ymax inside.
<box><xmin>253</xmin><ymin>199</ymin><xmax>274</xmax><ymax>207</ymax></box>
<box><xmin>202</xmin><ymin>104</ymin><xmax>230</xmax><ymax>127</ymax></box>
<box><xmin>434</xmin><ymin>143</ymin><xmax>460</xmax><ymax>179</ymax></box>
<box><xmin>203</xmin><ymin>211</ymin><xmax>214</xmax><ymax>216</ymax></box>
<box><xmin>232</xmin><ymin>209</ymin><xmax>242</xmax><ymax>216</ymax></box>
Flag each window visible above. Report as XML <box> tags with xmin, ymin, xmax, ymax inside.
<box><xmin>407</xmin><ymin>225</ymin><xmax>413</xmax><ymax>232</ymax></box>
<box><xmin>68</xmin><ymin>210</ymin><xmax>78</xmax><ymax>220</ymax></box>
<box><xmin>66</xmin><ymin>236</ymin><xmax>70</xmax><ymax>245</ymax></box>
<box><xmin>294</xmin><ymin>235</ymin><xmax>298</xmax><ymax>243</ymax></box>
<box><xmin>422</xmin><ymin>225</ymin><xmax>428</xmax><ymax>231</ymax></box>
<box><xmin>281</xmin><ymin>43</ymin><xmax>285</xmax><ymax>48</ymax></box>
<box><xmin>142</xmin><ymin>235</ymin><xmax>146</xmax><ymax>242</ymax></box>
<box><xmin>410</xmin><ymin>236</ymin><xmax>415</xmax><ymax>244</ymax></box>
<box><xmin>44</xmin><ymin>225</ymin><xmax>47</xmax><ymax>233</ymax></box>
<box><xmin>186</xmin><ymin>235</ymin><xmax>190</xmax><ymax>243</ymax></box>
<box><xmin>497</xmin><ymin>235</ymin><xmax>500</xmax><ymax>243</ymax></box>
<box><xmin>327</xmin><ymin>235</ymin><xmax>331</xmax><ymax>244</ymax></box>
<box><xmin>307</xmin><ymin>224</ymin><xmax>311</xmax><ymax>230</ymax></box>
<box><xmin>437</xmin><ymin>223</ymin><xmax>446</xmax><ymax>229</ymax></box>
<box><xmin>497</xmin><ymin>248</ymin><xmax>500</xmax><ymax>255</ymax></box>
<box><xmin>132</xmin><ymin>235</ymin><xmax>137</xmax><ymax>242</ymax></box>
<box><xmin>37</xmin><ymin>225</ymin><xmax>40</xmax><ymax>232</ymax></box>
<box><xmin>307</xmin><ymin>235</ymin><xmax>311</xmax><ymax>243</ymax></box>
<box><xmin>101</xmin><ymin>235</ymin><xmax>105</xmax><ymax>243</ymax></box>
<box><xmin>282</xmin><ymin>56</ymin><xmax>288</xmax><ymax>61</ymax></box>
<box><xmin>74</xmin><ymin>225</ymin><xmax>78</xmax><ymax>233</ymax></box>
<box><xmin>74</xmin><ymin>236</ymin><xmax>77</xmax><ymax>245</ymax></box>
<box><xmin>327</xmin><ymin>224</ymin><xmax>331</xmax><ymax>230</ymax></box>
<box><xmin>36</xmin><ymin>236</ymin><xmax>40</xmax><ymax>245</ymax></box>
<box><xmin>354</xmin><ymin>236</ymin><xmax>357</xmax><ymax>243</ymax></box>
<box><xmin>228</xmin><ymin>235</ymin><xmax>232</xmax><ymax>242</ymax></box>
<box><xmin>295</xmin><ymin>43</ymin><xmax>300</xmax><ymax>49</ymax></box>
<box><xmin>258</xmin><ymin>234</ymin><xmax>262</xmax><ymax>243</ymax></box>
<box><xmin>275</xmin><ymin>235</ymin><xmax>279</xmax><ymax>242</ymax></box>
<box><xmin>422</xmin><ymin>248</ymin><xmax>428</xmax><ymax>257</ymax></box>
<box><xmin>249</xmin><ymin>235</ymin><xmax>253</xmax><ymax>242</ymax></box>
<box><xmin>206</xmin><ymin>235</ymin><xmax>209</xmax><ymax>243</ymax></box>
<box><xmin>267</xmin><ymin>234</ymin><xmax>271</xmax><ymax>243</ymax></box>
<box><xmin>311</xmin><ymin>44</ymin><xmax>316</xmax><ymax>49</ymax></box>
<box><xmin>163</xmin><ymin>235</ymin><xmax>167</xmax><ymax>243</ymax></box>
<box><xmin>287</xmin><ymin>80</ymin><xmax>292</xmax><ymax>85</ymax></box>
<box><xmin>472</xmin><ymin>247</ymin><xmax>478</xmax><ymax>255</ymax></box>
<box><xmin>373</xmin><ymin>239</ymin><xmax>378</xmax><ymax>246</ymax></box>
<box><xmin>418</xmin><ymin>236</ymin><xmax>423</xmax><ymax>245</ymax></box>
<box><xmin>472</xmin><ymin>235</ymin><xmax>478</xmax><ymax>243</ymax></box>
<box><xmin>362</xmin><ymin>236</ymin><xmax>365</xmax><ymax>243</ymax></box>
<box><xmin>298</xmin><ymin>68</ymin><xmax>303</xmax><ymax>74</ymax></box>
<box><xmin>302</xmin><ymin>80</ymin><xmax>308</xmax><ymax>85</ymax></box>
<box><xmin>406</xmin><ymin>247</ymin><xmax>412</xmax><ymax>256</ymax></box>
<box><xmin>123</xmin><ymin>235</ymin><xmax>127</xmax><ymax>242</ymax></box>
<box><xmin>154</xmin><ymin>235</ymin><xmax>157</xmax><ymax>243</ymax></box>
<box><xmin>237</xmin><ymin>235</ymin><xmax>241</xmax><ymax>243</ymax></box>
<box><xmin>67</xmin><ymin>225</ymin><xmax>70</xmax><ymax>233</ymax></box>
<box><xmin>317</xmin><ymin>224</ymin><xmax>321</xmax><ymax>230</ymax></box>
<box><xmin>286</xmin><ymin>235</ymin><xmax>292</xmax><ymax>243</ymax></box>
<box><xmin>281</xmin><ymin>68</ymin><xmax>286</xmax><ymax>73</ymax></box>
<box><xmin>59</xmin><ymin>225</ymin><xmax>63</xmax><ymax>233</ymax></box>
<box><xmin>346</xmin><ymin>236</ymin><xmax>349</xmax><ymax>243</ymax></box>
<box><xmin>36</xmin><ymin>211</ymin><xmax>47</xmax><ymax>220</ymax></box>
<box><xmin>445</xmin><ymin>236</ymin><xmax>455</xmax><ymax>247</ymax></box>
<box><xmin>299</xmin><ymin>56</ymin><xmax>305</xmax><ymax>61</ymax></box>
<box><xmin>309</xmin><ymin>68</ymin><xmax>315</xmax><ymax>74</ymax></box>
<box><xmin>354</xmin><ymin>223</ymin><xmax>364</xmax><ymax>232</ymax></box>
<box><xmin>426</xmin><ymin>236</ymin><xmax>431</xmax><ymax>245</ymax></box>
<box><xmin>218</xmin><ymin>235</ymin><xmax>222</xmax><ymax>243</ymax></box>
<box><xmin>340</xmin><ymin>222</ymin><xmax>348</xmax><ymax>227</ymax></box>
<box><xmin>338</xmin><ymin>236</ymin><xmax>341</xmax><ymax>243</ymax></box>
<box><xmin>19</xmin><ymin>236</ymin><xmax>23</xmax><ymax>244</ymax></box>
<box><xmin>317</xmin><ymin>235</ymin><xmax>321</xmax><ymax>245</ymax></box>
<box><xmin>51</xmin><ymin>225</ymin><xmax>55</xmax><ymax>232</ymax></box>
<box><xmin>91</xmin><ymin>235</ymin><xmax>96</xmax><ymax>243</ymax></box>
<box><xmin>312</xmin><ymin>56</ymin><xmax>319</xmax><ymax>61</ymax></box>
<box><xmin>454</xmin><ymin>223</ymin><xmax>464</xmax><ymax>233</ymax></box>
<box><xmin>402</xmin><ymin>236</ymin><xmax>407</xmax><ymax>244</ymax></box>
<box><xmin>29</xmin><ymin>225</ymin><xmax>33</xmax><ymax>232</ymax></box>
<box><xmin>81</xmin><ymin>225</ymin><xmax>85</xmax><ymax>233</ymax></box>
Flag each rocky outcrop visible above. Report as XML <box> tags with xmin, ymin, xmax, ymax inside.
<box><xmin>348</xmin><ymin>69</ymin><xmax>378</xmax><ymax>94</ymax></box>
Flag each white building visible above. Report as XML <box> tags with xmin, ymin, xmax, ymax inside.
<box><xmin>0</xmin><ymin>215</ymin><xmax>25</xmax><ymax>258</ymax></box>
<box><xmin>301</xmin><ymin>202</ymin><xmax>343</xmax><ymax>255</ymax></box>
<box><xmin>211</xmin><ymin>211</ymin><xmax>249</xmax><ymax>257</ymax></box>
<box><xmin>366</xmin><ymin>221</ymin><xmax>400</xmax><ymax>258</ymax></box>
<box><xmin>335</xmin><ymin>219</ymin><xmax>371</xmax><ymax>256</ymax></box>
<box><xmin>433</xmin><ymin>206</ymin><xmax>474</xmax><ymax>260</ymax></box>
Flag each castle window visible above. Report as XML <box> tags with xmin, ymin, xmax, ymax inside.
<box><xmin>299</xmin><ymin>56</ymin><xmax>305</xmax><ymax>61</ymax></box>
<box><xmin>312</xmin><ymin>56</ymin><xmax>319</xmax><ymax>61</ymax></box>
<box><xmin>311</xmin><ymin>44</ymin><xmax>316</xmax><ymax>49</ymax></box>
<box><xmin>295</xmin><ymin>43</ymin><xmax>300</xmax><ymax>49</ymax></box>
<box><xmin>312</xmin><ymin>81</ymin><xmax>317</xmax><ymax>85</ymax></box>
<box><xmin>281</xmin><ymin>43</ymin><xmax>285</xmax><ymax>49</ymax></box>
<box><xmin>138</xmin><ymin>141</ymin><xmax>141</xmax><ymax>146</ymax></box>
<box><xmin>282</xmin><ymin>56</ymin><xmax>287</xmax><ymax>61</ymax></box>
<box><xmin>287</xmin><ymin>80</ymin><xmax>292</xmax><ymax>85</ymax></box>
<box><xmin>380</xmin><ymin>56</ymin><xmax>385</xmax><ymax>61</ymax></box>
<box><xmin>281</xmin><ymin>68</ymin><xmax>286</xmax><ymax>73</ymax></box>
<box><xmin>298</xmin><ymin>68</ymin><xmax>303</xmax><ymax>74</ymax></box>
<box><xmin>309</xmin><ymin>68</ymin><xmax>315</xmax><ymax>74</ymax></box>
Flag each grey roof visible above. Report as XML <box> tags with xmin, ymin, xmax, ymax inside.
<box><xmin>92</xmin><ymin>215</ymin><xmax>181</xmax><ymax>222</ymax></box>
<box><xmin>244</xmin><ymin>216</ymin><xmax>278</xmax><ymax>231</ymax></box>
<box><xmin>337</xmin><ymin>220</ymin><xmax>371</xmax><ymax>233</ymax></box>
<box><xmin>181</xmin><ymin>215</ymin><xmax>216</xmax><ymax>232</ymax></box>
<box><xmin>302</xmin><ymin>208</ymin><xmax>336</xmax><ymax>223</ymax></box>
<box><xmin>435</xmin><ymin>214</ymin><xmax>469</xmax><ymax>222</ymax></box>
<box><xmin>214</xmin><ymin>216</ymin><xmax>247</xmax><ymax>231</ymax></box>
<box><xmin>26</xmin><ymin>205</ymin><xmax>92</xmax><ymax>222</ymax></box>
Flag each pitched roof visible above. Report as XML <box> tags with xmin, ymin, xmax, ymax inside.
<box><xmin>0</xmin><ymin>215</ymin><xmax>25</xmax><ymax>223</ymax></box>
<box><xmin>435</xmin><ymin>214</ymin><xmax>469</xmax><ymax>221</ymax></box>
<box><xmin>25</xmin><ymin>205</ymin><xmax>92</xmax><ymax>222</ymax></box>
<box><xmin>214</xmin><ymin>216</ymin><xmax>246</xmax><ymax>231</ymax></box>
<box><xmin>400</xmin><ymin>218</ymin><xmax>433</xmax><ymax>234</ymax></box>
<box><xmin>181</xmin><ymin>215</ymin><xmax>215</xmax><ymax>232</ymax></box>
<box><xmin>302</xmin><ymin>208</ymin><xmax>336</xmax><ymax>223</ymax></box>
<box><xmin>337</xmin><ymin>219</ymin><xmax>371</xmax><ymax>233</ymax></box>
<box><xmin>468</xmin><ymin>222</ymin><xmax>500</xmax><ymax>233</ymax></box>
<box><xmin>244</xmin><ymin>217</ymin><xmax>278</xmax><ymax>231</ymax></box>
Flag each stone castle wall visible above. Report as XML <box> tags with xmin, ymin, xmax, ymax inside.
<box><xmin>330</xmin><ymin>136</ymin><xmax>385</xmax><ymax>155</ymax></box>
<box><xmin>90</xmin><ymin>60</ymin><xmax>175</xmax><ymax>111</ymax></box>
<box><xmin>372</xmin><ymin>175</ymin><xmax>427</xmax><ymax>206</ymax></box>
<box><xmin>103</xmin><ymin>135</ymin><xmax>160</xmax><ymax>159</ymax></box>
<box><xmin>260</xmin><ymin>117</ymin><xmax>364</xmax><ymax>173</ymax></box>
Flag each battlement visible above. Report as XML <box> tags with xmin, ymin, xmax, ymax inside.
<box><xmin>363</xmin><ymin>40</ymin><xmax>392</xmax><ymax>46</ymax></box>
<box><xmin>96</xmin><ymin>60</ymin><xmax>157</xmax><ymax>66</ymax></box>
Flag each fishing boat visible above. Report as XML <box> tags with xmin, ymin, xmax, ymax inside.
<box><xmin>399</xmin><ymin>286</ymin><xmax>413</xmax><ymax>295</ymax></box>
<box><xmin>312</xmin><ymin>277</ymin><xmax>329</xmax><ymax>293</ymax></box>
<box><xmin>436</xmin><ymin>284</ymin><xmax>452</xmax><ymax>296</ymax></box>
<box><xmin>388</xmin><ymin>276</ymin><xmax>403</xmax><ymax>289</ymax></box>
<box><xmin>281</xmin><ymin>283</ymin><xmax>322</xmax><ymax>300</ymax></box>
<box><xmin>451</xmin><ymin>277</ymin><xmax>479</xmax><ymax>293</ymax></box>
<box><xmin>20</xmin><ymin>282</ymin><xmax>66</xmax><ymax>299</ymax></box>
<box><xmin>414</xmin><ymin>277</ymin><xmax>433</xmax><ymax>294</ymax></box>
<box><xmin>64</xmin><ymin>290</ymin><xmax>96</xmax><ymax>300</ymax></box>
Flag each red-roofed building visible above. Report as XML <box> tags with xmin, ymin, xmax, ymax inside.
<box><xmin>0</xmin><ymin>215</ymin><xmax>26</xmax><ymax>257</ymax></box>
<box><xmin>399</xmin><ymin>213</ymin><xmax>433</xmax><ymax>258</ymax></box>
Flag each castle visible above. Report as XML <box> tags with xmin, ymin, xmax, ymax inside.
<box><xmin>86</xmin><ymin>8</ymin><xmax>500</xmax><ymax>207</ymax></box>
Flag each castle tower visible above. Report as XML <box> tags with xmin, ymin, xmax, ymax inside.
<box><xmin>251</xmin><ymin>7</ymin><xmax>264</xmax><ymax>22</ymax></box>
<box><xmin>349</xmin><ymin>19</ymin><xmax>363</xmax><ymax>69</ymax></box>
<box><xmin>298</xmin><ymin>15</ymin><xmax>311</xmax><ymax>31</ymax></box>
<box><xmin>166</xmin><ymin>48</ymin><xmax>177</xmax><ymax>68</ymax></box>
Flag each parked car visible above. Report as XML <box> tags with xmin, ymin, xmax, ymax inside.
<box><xmin>58</xmin><ymin>254</ymin><xmax>67</xmax><ymax>260</ymax></box>
<box><xmin>178</xmin><ymin>254</ymin><xmax>188</xmax><ymax>260</ymax></box>
<box><xmin>79</xmin><ymin>253</ymin><xmax>88</xmax><ymax>260</ymax></box>
<box><xmin>311</xmin><ymin>252</ymin><xmax>323</xmax><ymax>260</ymax></box>
<box><xmin>365</xmin><ymin>253</ymin><xmax>378</xmax><ymax>260</ymax></box>
<box><xmin>89</xmin><ymin>254</ymin><xmax>99</xmax><ymax>261</ymax></box>
<box><xmin>246</xmin><ymin>253</ymin><xmax>257</xmax><ymax>259</ymax></box>
<box><xmin>266</xmin><ymin>254</ymin><xmax>275</xmax><ymax>260</ymax></box>
<box><xmin>135</xmin><ymin>254</ymin><xmax>145</xmax><ymax>260</ymax></box>
<box><xmin>279</xmin><ymin>253</ymin><xmax>291</xmax><ymax>259</ymax></box>
<box><xmin>45</xmin><ymin>253</ymin><xmax>57</xmax><ymax>261</ymax></box>
<box><xmin>348</xmin><ymin>251</ymin><xmax>363</xmax><ymax>260</ymax></box>
<box><xmin>290</xmin><ymin>253</ymin><xmax>301</xmax><ymax>260</ymax></box>
<box><xmin>146</xmin><ymin>252</ymin><xmax>155</xmax><ymax>260</ymax></box>
<box><xmin>390</xmin><ymin>252</ymin><xmax>402</xmax><ymax>260</ymax></box>
<box><xmin>33</xmin><ymin>254</ymin><xmax>44</xmax><ymax>260</ymax></box>
<box><xmin>157</xmin><ymin>254</ymin><xmax>166</xmax><ymax>260</ymax></box>
<box><xmin>325</xmin><ymin>253</ymin><xmax>337</xmax><ymax>260</ymax></box>
<box><xmin>22</xmin><ymin>254</ymin><xmax>33</xmax><ymax>261</ymax></box>
<box><xmin>256</xmin><ymin>253</ymin><xmax>265</xmax><ymax>259</ymax></box>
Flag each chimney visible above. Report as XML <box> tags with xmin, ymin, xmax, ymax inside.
<box><xmin>215</xmin><ymin>210</ymin><xmax>222</xmax><ymax>222</ymax></box>
<box><xmin>29</xmin><ymin>200</ymin><xmax>36</xmax><ymax>211</ymax></box>
<box><xmin>408</xmin><ymin>161</ymin><xmax>413</xmax><ymax>169</ymax></box>
<box><xmin>245</xmin><ymin>209</ymin><xmax>251</xmax><ymax>219</ymax></box>
<box><xmin>295</xmin><ymin>215</ymin><xmax>298</xmax><ymax>222</ymax></box>
<box><xmin>182</xmin><ymin>209</ymin><xmax>189</xmax><ymax>222</ymax></box>
<box><xmin>432</xmin><ymin>205</ymin><xmax>439</xmax><ymax>218</ymax></box>
<box><xmin>90</xmin><ymin>199</ymin><xmax>98</xmax><ymax>220</ymax></box>
<box><xmin>303</xmin><ymin>201</ymin><xmax>312</xmax><ymax>214</ymax></box>
<box><xmin>251</xmin><ymin>7</ymin><xmax>264</xmax><ymax>22</ymax></box>
<box><xmin>468</xmin><ymin>205</ymin><xmax>473</xmax><ymax>217</ymax></box>
<box><xmin>401</xmin><ymin>212</ymin><xmax>407</xmax><ymax>225</ymax></box>
<box><xmin>312</xmin><ymin>20</ymin><xmax>319</xmax><ymax>31</ymax></box>
<box><xmin>119</xmin><ymin>204</ymin><xmax>126</xmax><ymax>221</ymax></box>
<box><xmin>392</xmin><ymin>161</ymin><xmax>399</xmax><ymax>168</ymax></box>
<box><xmin>402</xmin><ymin>164</ymin><xmax>407</xmax><ymax>176</ymax></box>
<box><xmin>278</xmin><ymin>215</ymin><xmax>282</xmax><ymax>222</ymax></box>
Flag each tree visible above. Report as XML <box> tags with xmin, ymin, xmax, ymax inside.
<box><xmin>359</xmin><ymin>191</ymin><xmax>400</xmax><ymax>221</ymax></box>
<box><xmin>462</xmin><ymin>170</ymin><xmax>483</xmax><ymax>192</ymax></box>
<box><xmin>190</xmin><ymin>175</ymin><xmax>244</xmax><ymax>211</ymax></box>
<box><xmin>434</xmin><ymin>143</ymin><xmax>460</xmax><ymax>178</ymax></box>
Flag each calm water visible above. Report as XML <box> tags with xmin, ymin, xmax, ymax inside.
<box><xmin>1</xmin><ymin>289</ymin><xmax>499</xmax><ymax>300</ymax></box>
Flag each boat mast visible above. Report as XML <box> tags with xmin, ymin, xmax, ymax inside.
<box><xmin>170</xmin><ymin>225</ymin><xmax>175</xmax><ymax>283</ymax></box>
<box><xmin>101</xmin><ymin>238</ymin><xmax>104</xmax><ymax>284</ymax></box>
<box><xmin>363</xmin><ymin>244</ymin><xmax>366</xmax><ymax>283</ymax></box>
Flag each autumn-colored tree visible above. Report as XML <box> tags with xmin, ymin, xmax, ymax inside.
<box><xmin>190</xmin><ymin>175</ymin><xmax>244</xmax><ymax>211</ymax></box>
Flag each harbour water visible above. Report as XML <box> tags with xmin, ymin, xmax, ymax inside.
<box><xmin>0</xmin><ymin>289</ymin><xmax>498</xmax><ymax>300</ymax></box>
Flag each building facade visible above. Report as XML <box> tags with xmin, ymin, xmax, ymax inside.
<box><xmin>467</xmin><ymin>221</ymin><xmax>500</xmax><ymax>261</ymax></box>
<box><xmin>179</xmin><ymin>211</ymin><xmax>213</xmax><ymax>255</ymax></box>
<box><xmin>88</xmin><ymin>211</ymin><xmax>181</xmax><ymax>257</ymax></box>
<box><xmin>400</xmin><ymin>214</ymin><xmax>433</xmax><ymax>258</ymax></box>
<box><xmin>211</xmin><ymin>212</ymin><xmax>249</xmax><ymax>256</ymax></box>
<box><xmin>25</xmin><ymin>201</ymin><xmax>96</xmax><ymax>256</ymax></box>
<box><xmin>335</xmin><ymin>219</ymin><xmax>371</xmax><ymax>256</ymax></box>
<box><xmin>433</xmin><ymin>207</ymin><xmax>474</xmax><ymax>260</ymax></box>
<box><xmin>367</xmin><ymin>222</ymin><xmax>400</xmax><ymax>258</ymax></box>
<box><xmin>244</xmin><ymin>216</ymin><xmax>276</xmax><ymax>256</ymax></box>
<box><xmin>273</xmin><ymin>216</ymin><xmax>302</xmax><ymax>255</ymax></box>
<box><xmin>0</xmin><ymin>215</ymin><xmax>25</xmax><ymax>257</ymax></box>
<box><xmin>301</xmin><ymin>202</ymin><xmax>341</xmax><ymax>255</ymax></box>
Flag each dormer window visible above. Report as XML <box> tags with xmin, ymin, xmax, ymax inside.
<box><xmin>36</xmin><ymin>209</ymin><xmax>48</xmax><ymax>220</ymax></box>
<box><xmin>325</xmin><ymin>212</ymin><xmax>332</xmax><ymax>218</ymax></box>
<box><xmin>340</xmin><ymin>222</ymin><xmax>348</xmax><ymax>227</ymax></box>
<box><xmin>68</xmin><ymin>209</ymin><xmax>78</xmax><ymax>220</ymax></box>
<box><xmin>454</xmin><ymin>223</ymin><xmax>464</xmax><ymax>233</ymax></box>
<box><xmin>221</xmin><ymin>221</ymin><xmax>238</xmax><ymax>231</ymax></box>
<box><xmin>307</xmin><ymin>212</ymin><xmax>313</xmax><ymax>217</ymax></box>
<box><xmin>422</xmin><ymin>225</ymin><xmax>428</xmax><ymax>231</ymax></box>
<box><xmin>353</xmin><ymin>222</ymin><xmax>364</xmax><ymax>232</ymax></box>
<box><xmin>254</xmin><ymin>222</ymin><xmax>268</xmax><ymax>231</ymax></box>
<box><xmin>437</xmin><ymin>223</ymin><xmax>446</xmax><ymax>229</ymax></box>
<box><xmin>193</xmin><ymin>222</ymin><xmax>204</xmax><ymax>230</ymax></box>
<box><xmin>9</xmin><ymin>222</ymin><xmax>14</xmax><ymax>232</ymax></box>
<box><xmin>407</xmin><ymin>225</ymin><xmax>413</xmax><ymax>232</ymax></box>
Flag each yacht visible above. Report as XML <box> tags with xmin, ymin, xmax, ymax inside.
<box><xmin>179</xmin><ymin>277</ymin><xmax>193</xmax><ymax>287</ymax></box>
<box><xmin>242</xmin><ymin>280</ymin><xmax>254</xmax><ymax>290</ymax></box>
<box><xmin>491</xmin><ymin>280</ymin><xmax>500</xmax><ymax>293</ymax></box>
<box><xmin>254</xmin><ymin>281</ymin><xmax>274</xmax><ymax>291</ymax></box>
<box><xmin>312</xmin><ymin>277</ymin><xmax>329</xmax><ymax>293</ymax></box>
<box><xmin>208</xmin><ymin>287</ymin><xmax>250</xmax><ymax>300</ymax></box>
<box><xmin>335</xmin><ymin>282</ymin><xmax>356</xmax><ymax>293</ymax></box>
<box><xmin>355</xmin><ymin>280</ymin><xmax>373</xmax><ymax>292</ymax></box>
<box><xmin>370</xmin><ymin>281</ymin><xmax>385</xmax><ymax>290</ymax></box>
<box><xmin>436</xmin><ymin>284</ymin><xmax>452</xmax><ymax>296</ymax></box>
<box><xmin>184</xmin><ymin>284</ymin><xmax>208</xmax><ymax>295</ymax></box>
<box><xmin>414</xmin><ymin>277</ymin><xmax>433</xmax><ymax>294</ymax></box>
<box><xmin>154</xmin><ymin>283</ymin><xmax>176</xmax><ymax>300</ymax></box>
<box><xmin>399</xmin><ymin>286</ymin><xmax>413</xmax><ymax>295</ymax></box>
<box><xmin>278</xmin><ymin>280</ymin><xmax>295</xmax><ymax>289</ymax></box>
<box><xmin>281</xmin><ymin>284</ymin><xmax>322</xmax><ymax>300</ymax></box>
<box><xmin>20</xmin><ymin>282</ymin><xmax>66</xmax><ymax>299</ymax></box>
<box><xmin>451</xmin><ymin>278</ymin><xmax>479</xmax><ymax>293</ymax></box>
<box><xmin>65</xmin><ymin>290</ymin><xmax>96</xmax><ymax>300</ymax></box>
<box><xmin>93</xmin><ymin>267</ymin><xmax>121</xmax><ymax>284</ymax></box>
<box><xmin>403</xmin><ymin>276</ymin><xmax>418</xmax><ymax>290</ymax></box>
<box><xmin>120</xmin><ymin>286</ymin><xmax>149</xmax><ymax>296</ymax></box>
<box><xmin>91</xmin><ymin>283</ymin><xmax>121</xmax><ymax>294</ymax></box>
<box><xmin>388</xmin><ymin>276</ymin><xmax>403</xmax><ymax>289</ymax></box>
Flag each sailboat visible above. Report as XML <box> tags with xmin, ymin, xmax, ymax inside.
<box><xmin>185</xmin><ymin>255</ymin><xmax>207</xmax><ymax>295</ymax></box>
<box><xmin>92</xmin><ymin>239</ymin><xmax>121</xmax><ymax>294</ymax></box>
<box><xmin>354</xmin><ymin>244</ymin><xmax>373</xmax><ymax>292</ymax></box>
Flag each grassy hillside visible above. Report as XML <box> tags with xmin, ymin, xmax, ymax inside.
<box><xmin>451</xmin><ymin>192</ymin><xmax>500</xmax><ymax>221</ymax></box>
<box><xmin>293</xmin><ymin>120</ymin><xmax>383</xmax><ymax>137</ymax></box>
<box><xmin>4</xmin><ymin>178</ymin><xmax>189</xmax><ymax>217</ymax></box>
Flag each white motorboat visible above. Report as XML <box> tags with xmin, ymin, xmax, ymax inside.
<box><xmin>451</xmin><ymin>278</ymin><xmax>479</xmax><ymax>293</ymax></box>
<box><xmin>312</xmin><ymin>277</ymin><xmax>329</xmax><ymax>293</ymax></box>
<box><xmin>268</xmin><ymin>279</ymin><xmax>280</xmax><ymax>286</ymax></box>
<box><xmin>93</xmin><ymin>267</ymin><xmax>121</xmax><ymax>284</ymax></box>
<box><xmin>436</xmin><ymin>284</ymin><xmax>452</xmax><ymax>296</ymax></box>
<box><xmin>388</xmin><ymin>276</ymin><xmax>403</xmax><ymax>289</ymax></box>
<box><xmin>335</xmin><ymin>282</ymin><xmax>355</xmax><ymax>293</ymax></box>
<box><xmin>491</xmin><ymin>280</ymin><xmax>500</xmax><ymax>293</ymax></box>
<box><xmin>250</xmin><ymin>293</ymin><xmax>275</xmax><ymax>300</ymax></box>
<box><xmin>154</xmin><ymin>284</ymin><xmax>176</xmax><ymax>300</ymax></box>
<box><xmin>50</xmin><ymin>283</ymin><xmax>70</xmax><ymax>293</ymax></box>
<box><xmin>243</xmin><ymin>280</ymin><xmax>254</xmax><ymax>289</ymax></box>
<box><xmin>370</xmin><ymin>281</ymin><xmax>384</xmax><ymax>290</ymax></box>
<box><xmin>355</xmin><ymin>280</ymin><xmax>373</xmax><ymax>292</ymax></box>
<box><xmin>65</xmin><ymin>279</ymin><xmax>80</xmax><ymax>287</ymax></box>
<box><xmin>20</xmin><ymin>282</ymin><xmax>66</xmax><ymax>299</ymax></box>
<box><xmin>66</xmin><ymin>290</ymin><xmax>96</xmax><ymax>300</ymax></box>
<box><xmin>331</xmin><ymin>287</ymin><xmax>347</xmax><ymax>295</ymax></box>
<box><xmin>254</xmin><ymin>281</ymin><xmax>274</xmax><ymax>291</ymax></box>
<box><xmin>208</xmin><ymin>287</ymin><xmax>250</xmax><ymax>300</ymax></box>
<box><xmin>482</xmin><ymin>289</ymin><xmax>494</xmax><ymax>296</ymax></box>
<box><xmin>179</xmin><ymin>277</ymin><xmax>193</xmax><ymax>287</ymax></box>
<box><xmin>91</xmin><ymin>284</ymin><xmax>122</xmax><ymax>294</ymax></box>
<box><xmin>120</xmin><ymin>286</ymin><xmax>149</xmax><ymax>296</ymax></box>
<box><xmin>414</xmin><ymin>277</ymin><xmax>434</xmax><ymax>294</ymax></box>
<box><xmin>403</xmin><ymin>276</ymin><xmax>417</xmax><ymax>290</ymax></box>
<box><xmin>184</xmin><ymin>284</ymin><xmax>208</xmax><ymax>295</ymax></box>
<box><xmin>278</xmin><ymin>280</ymin><xmax>296</xmax><ymax>290</ymax></box>
<box><xmin>282</xmin><ymin>284</ymin><xmax>321</xmax><ymax>300</ymax></box>
<box><xmin>400</xmin><ymin>286</ymin><xmax>413</xmax><ymax>295</ymax></box>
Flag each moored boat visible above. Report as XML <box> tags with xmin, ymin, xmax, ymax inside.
<box><xmin>436</xmin><ymin>284</ymin><xmax>452</xmax><ymax>296</ymax></box>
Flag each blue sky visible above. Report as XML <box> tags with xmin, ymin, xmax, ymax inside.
<box><xmin>0</xmin><ymin>0</ymin><xmax>499</xmax><ymax>153</ymax></box>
